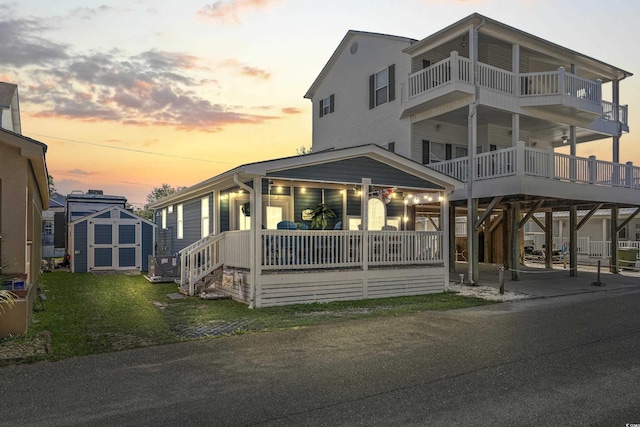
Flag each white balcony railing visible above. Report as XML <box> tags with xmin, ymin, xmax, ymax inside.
<box><xmin>407</xmin><ymin>52</ymin><xmax>627</xmax><ymax>126</ymax></box>
<box><xmin>427</xmin><ymin>142</ymin><xmax>640</xmax><ymax>189</ymax></box>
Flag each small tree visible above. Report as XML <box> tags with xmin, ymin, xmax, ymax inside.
<box><xmin>296</xmin><ymin>146</ymin><xmax>312</xmax><ymax>156</ymax></box>
<box><xmin>48</xmin><ymin>174</ymin><xmax>56</xmax><ymax>196</ymax></box>
<box><xmin>134</xmin><ymin>183</ymin><xmax>186</xmax><ymax>220</ymax></box>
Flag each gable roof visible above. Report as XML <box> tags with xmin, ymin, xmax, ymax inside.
<box><xmin>69</xmin><ymin>205</ymin><xmax>155</xmax><ymax>227</ymax></box>
<box><xmin>148</xmin><ymin>144</ymin><xmax>463</xmax><ymax>209</ymax></box>
<box><xmin>0</xmin><ymin>127</ymin><xmax>49</xmax><ymax>207</ymax></box>
<box><xmin>405</xmin><ymin>13</ymin><xmax>632</xmax><ymax>82</ymax></box>
<box><xmin>304</xmin><ymin>30</ymin><xmax>417</xmax><ymax>99</ymax></box>
<box><xmin>0</xmin><ymin>82</ymin><xmax>17</xmax><ymax>108</ymax></box>
<box><xmin>0</xmin><ymin>82</ymin><xmax>21</xmax><ymax>133</ymax></box>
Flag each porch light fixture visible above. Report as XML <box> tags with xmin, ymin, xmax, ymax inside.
<box><xmin>561</xmin><ymin>131</ymin><xmax>569</xmax><ymax>144</ymax></box>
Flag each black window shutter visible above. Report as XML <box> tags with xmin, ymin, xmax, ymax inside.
<box><xmin>422</xmin><ymin>140</ymin><xmax>430</xmax><ymax>164</ymax></box>
<box><xmin>388</xmin><ymin>64</ymin><xmax>395</xmax><ymax>102</ymax></box>
<box><xmin>329</xmin><ymin>94</ymin><xmax>335</xmax><ymax>113</ymax></box>
<box><xmin>319</xmin><ymin>99</ymin><xmax>324</xmax><ymax>118</ymax></box>
<box><xmin>445</xmin><ymin>144</ymin><xmax>452</xmax><ymax>160</ymax></box>
<box><xmin>369</xmin><ymin>74</ymin><xmax>375</xmax><ymax>109</ymax></box>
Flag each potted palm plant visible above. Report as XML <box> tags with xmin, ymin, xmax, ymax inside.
<box><xmin>310</xmin><ymin>203</ymin><xmax>337</xmax><ymax>230</ymax></box>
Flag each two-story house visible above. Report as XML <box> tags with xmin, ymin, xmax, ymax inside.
<box><xmin>304</xmin><ymin>13</ymin><xmax>634</xmax><ymax>283</ymax></box>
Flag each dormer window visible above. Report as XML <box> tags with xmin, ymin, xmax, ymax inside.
<box><xmin>319</xmin><ymin>94</ymin><xmax>335</xmax><ymax>117</ymax></box>
<box><xmin>369</xmin><ymin>64</ymin><xmax>395</xmax><ymax>109</ymax></box>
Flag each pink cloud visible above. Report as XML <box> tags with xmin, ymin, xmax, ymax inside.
<box><xmin>197</xmin><ymin>0</ymin><xmax>281</xmax><ymax>24</ymax></box>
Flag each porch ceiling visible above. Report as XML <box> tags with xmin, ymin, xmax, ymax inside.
<box><xmin>425</xmin><ymin>106</ymin><xmax>606</xmax><ymax>146</ymax></box>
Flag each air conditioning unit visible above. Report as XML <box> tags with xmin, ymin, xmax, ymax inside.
<box><xmin>146</xmin><ymin>255</ymin><xmax>179</xmax><ymax>282</ymax></box>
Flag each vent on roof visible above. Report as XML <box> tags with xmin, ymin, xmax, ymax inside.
<box><xmin>87</xmin><ymin>189</ymin><xmax>104</xmax><ymax>195</ymax></box>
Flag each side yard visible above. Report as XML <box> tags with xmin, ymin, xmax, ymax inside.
<box><xmin>0</xmin><ymin>272</ymin><xmax>495</xmax><ymax>365</ymax></box>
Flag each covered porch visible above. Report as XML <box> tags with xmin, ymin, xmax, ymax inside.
<box><xmin>177</xmin><ymin>145</ymin><xmax>462</xmax><ymax>307</ymax></box>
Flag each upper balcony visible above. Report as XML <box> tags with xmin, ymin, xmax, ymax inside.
<box><xmin>427</xmin><ymin>142</ymin><xmax>640</xmax><ymax>205</ymax></box>
<box><xmin>402</xmin><ymin>51</ymin><xmax>629</xmax><ymax>132</ymax></box>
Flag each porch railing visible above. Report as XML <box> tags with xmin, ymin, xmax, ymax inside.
<box><xmin>179</xmin><ymin>233</ymin><xmax>224</xmax><ymax>295</ymax></box>
<box><xmin>260</xmin><ymin>230</ymin><xmax>443</xmax><ymax>271</ymax></box>
<box><xmin>407</xmin><ymin>52</ymin><xmax>626</xmax><ymax>126</ymax></box>
<box><xmin>427</xmin><ymin>142</ymin><xmax>640</xmax><ymax>190</ymax></box>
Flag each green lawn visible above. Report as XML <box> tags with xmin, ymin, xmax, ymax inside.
<box><xmin>0</xmin><ymin>271</ymin><xmax>495</xmax><ymax>364</ymax></box>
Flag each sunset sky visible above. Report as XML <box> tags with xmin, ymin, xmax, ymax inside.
<box><xmin>3</xmin><ymin>0</ymin><xmax>638</xmax><ymax>208</ymax></box>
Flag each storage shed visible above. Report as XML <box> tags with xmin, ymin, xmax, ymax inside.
<box><xmin>68</xmin><ymin>206</ymin><xmax>155</xmax><ymax>273</ymax></box>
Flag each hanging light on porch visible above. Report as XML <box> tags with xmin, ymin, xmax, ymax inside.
<box><xmin>561</xmin><ymin>131</ymin><xmax>569</xmax><ymax>144</ymax></box>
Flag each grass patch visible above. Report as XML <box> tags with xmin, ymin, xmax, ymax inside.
<box><xmin>1</xmin><ymin>272</ymin><xmax>495</xmax><ymax>364</ymax></box>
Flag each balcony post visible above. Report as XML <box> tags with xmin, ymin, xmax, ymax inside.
<box><xmin>626</xmin><ymin>161</ymin><xmax>634</xmax><ymax>188</ymax></box>
<box><xmin>588</xmin><ymin>155</ymin><xmax>597</xmax><ymax>184</ymax></box>
<box><xmin>596</xmin><ymin>79</ymin><xmax>602</xmax><ymax>104</ymax></box>
<box><xmin>516</xmin><ymin>141</ymin><xmax>525</xmax><ymax>176</ymax></box>
<box><xmin>450</xmin><ymin>50</ymin><xmax>459</xmax><ymax>82</ymax></box>
<box><xmin>558</xmin><ymin>67</ymin><xmax>565</xmax><ymax>96</ymax></box>
<box><xmin>547</xmin><ymin>147</ymin><xmax>554</xmax><ymax>179</ymax></box>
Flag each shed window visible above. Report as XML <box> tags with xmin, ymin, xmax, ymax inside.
<box><xmin>177</xmin><ymin>204</ymin><xmax>183</xmax><ymax>239</ymax></box>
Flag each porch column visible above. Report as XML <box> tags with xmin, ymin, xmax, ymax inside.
<box><xmin>252</xmin><ymin>177</ymin><xmax>263</xmax><ymax>306</ymax></box>
<box><xmin>440</xmin><ymin>192</ymin><xmax>450</xmax><ymax>285</ymax></box>
<box><xmin>511</xmin><ymin>114</ymin><xmax>520</xmax><ymax>146</ymax></box>
<box><xmin>569</xmin><ymin>205</ymin><xmax>577</xmax><ymax>277</ymax></box>
<box><xmin>467</xmin><ymin>100</ymin><xmax>478</xmax><ymax>284</ymax></box>
<box><xmin>611</xmin><ymin>205</ymin><xmax>619</xmax><ymax>273</ymax></box>
<box><xmin>471</xmin><ymin>198</ymin><xmax>479</xmax><ymax>284</ymax></box>
<box><xmin>612</xmin><ymin>80</ymin><xmax>620</xmax><ymax>163</ymax></box>
<box><xmin>361</xmin><ymin>178</ymin><xmax>370</xmax><ymax>276</ymax></box>
<box><xmin>503</xmin><ymin>207</ymin><xmax>510</xmax><ymax>269</ymax></box>
<box><xmin>569</xmin><ymin>125</ymin><xmax>577</xmax><ymax>181</ymax></box>
<box><xmin>449</xmin><ymin>204</ymin><xmax>456</xmax><ymax>273</ymax></box>
<box><xmin>511</xmin><ymin>202</ymin><xmax>520</xmax><ymax>280</ymax></box>
<box><xmin>545</xmin><ymin>211</ymin><xmax>554</xmax><ymax>269</ymax></box>
<box><xmin>512</xmin><ymin>43</ymin><xmax>520</xmax><ymax>96</ymax></box>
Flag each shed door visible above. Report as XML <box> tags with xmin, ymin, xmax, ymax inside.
<box><xmin>88</xmin><ymin>219</ymin><xmax>142</xmax><ymax>271</ymax></box>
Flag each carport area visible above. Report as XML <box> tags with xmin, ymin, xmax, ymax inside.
<box><xmin>450</xmin><ymin>261</ymin><xmax>640</xmax><ymax>299</ymax></box>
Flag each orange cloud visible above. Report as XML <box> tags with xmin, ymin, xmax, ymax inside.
<box><xmin>221</xmin><ymin>59</ymin><xmax>271</xmax><ymax>80</ymax></box>
<box><xmin>281</xmin><ymin>107</ymin><xmax>302</xmax><ymax>115</ymax></box>
<box><xmin>197</xmin><ymin>0</ymin><xmax>281</xmax><ymax>24</ymax></box>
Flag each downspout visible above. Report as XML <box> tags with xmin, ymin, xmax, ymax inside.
<box><xmin>233</xmin><ymin>174</ymin><xmax>257</xmax><ymax>308</ymax></box>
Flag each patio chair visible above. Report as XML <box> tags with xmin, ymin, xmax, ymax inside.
<box><xmin>276</xmin><ymin>221</ymin><xmax>298</xmax><ymax>265</ymax></box>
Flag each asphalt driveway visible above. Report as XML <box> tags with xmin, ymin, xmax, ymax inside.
<box><xmin>2</xmin><ymin>284</ymin><xmax>640</xmax><ymax>426</ymax></box>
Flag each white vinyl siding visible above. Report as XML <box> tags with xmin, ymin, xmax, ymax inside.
<box><xmin>310</xmin><ymin>34</ymin><xmax>411</xmax><ymax>155</ymax></box>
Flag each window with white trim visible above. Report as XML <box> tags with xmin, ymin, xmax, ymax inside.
<box><xmin>162</xmin><ymin>209</ymin><xmax>167</xmax><ymax>229</ymax></box>
<box><xmin>201</xmin><ymin>196</ymin><xmax>210</xmax><ymax>238</ymax></box>
<box><xmin>319</xmin><ymin>94</ymin><xmax>334</xmax><ymax>117</ymax></box>
<box><xmin>168</xmin><ymin>205</ymin><xmax>173</xmax><ymax>214</ymax></box>
<box><xmin>177</xmin><ymin>204</ymin><xmax>184</xmax><ymax>239</ymax></box>
<box><xmin>369</xmin><ymin>65</ymin><xmax>395</xmax><ymax>109</ymax></box>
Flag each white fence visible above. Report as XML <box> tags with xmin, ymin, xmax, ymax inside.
<box><xmin>525</xmin><ymin>234</ymin><xmax>640</xmax><ymax>259</ymax></box>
